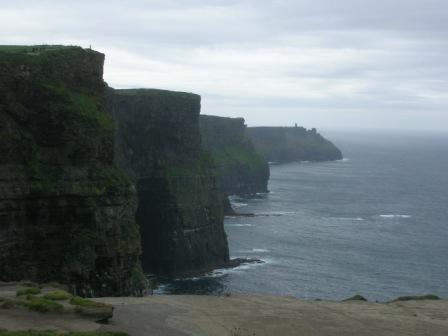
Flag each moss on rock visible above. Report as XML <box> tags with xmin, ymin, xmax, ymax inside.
<box><xmin>0</xmin><ymin>45</ymin><xmax>145</xmax><ymax>296</ymax></box>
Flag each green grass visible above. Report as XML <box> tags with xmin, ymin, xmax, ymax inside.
<box><xmin>69</xmin><ymin>297</ymin><xmax>113</xmax><ymax>321</ymax></box>
<box><xmin>69</xmin><ymin>296</ymin><xmax>107</xmax><ymax>308</ymax></box>
<box><xmin>23</xmin><ymin>297</ymin><xmax>64</xmax><ymax>313</ymax></box>
<box><xmin>391</xmin><ymin>294</ymin><xmax>441</xmax><ymax>302</ymax></box>
<box><xmin>114</xmin><ymin>88</ymin><xmax>198</xmax><ymax>100</ymax></box>
<box><xmin>3</xmin><ymin>293</ymin><xmax>64</xmax><ymax>313</ymax></box>
<box><xmin>40</xmin><ymin>83</ymin><xmax>114</xmax><ymax>132</ymax></box>
<box><xmin>43</xmin><ymin>290</ymin><xmax>73</xmax><ymax>301</ymax></box>
<box><xmin>0</xmin><ymin>332</ymin><xmax>128</xmax><ymax>336</ymax></box>
<box><xmin>0</xmin><ymin>45</ymin><xmax>75</xmax><ymax>54</ymax></box>
<box><xmin>16</xmin><ymin>287</ymin><xmax>41</xmax><ymax>297</ymax></box>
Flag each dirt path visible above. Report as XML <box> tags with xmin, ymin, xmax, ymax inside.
<box><xmin>97</xmin><ymin>294</ymin><xmax>448</xmax><ymax>336</ymax></box>
<box><xmin>1</xmin><ymin>282</ymin><xmax>447</xmax><ymax>336</ymax></box>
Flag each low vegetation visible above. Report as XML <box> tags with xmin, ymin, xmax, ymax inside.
<box><xmin>2</xmin><ymin>287</ymin><xmax>113</xmax><ymax>322</ymax></box>
<box><xmin>69</xmin><ymin>296</ymin><xmax>113</xmax><ymax>321</ymax></box>
<box><xmin>43</xmin><ymin>290</ymin><xmax>73</xmax><ymax>301</ymax></box>
<box><xmin>70</xmin><ymin>296</ymin><xmax>107</xmax><ymax>308</ymax></box>
<box><xmin>23</xmin><ymin>297</ymin><xmax>64</xmax><ymax>313</ymax></box>
<box><xmin>16</xmin><ymin>287</ymin><xmax>41</xmax><ymax>297</ymax></box>
<box><xmin>391</xmin><ymin>294</ymin><xmax>441</xmax><ymax>302</ymax></box>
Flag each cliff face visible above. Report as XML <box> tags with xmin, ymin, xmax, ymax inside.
<box><xmin>200</xmin><ymin>115</ymin><xmax>269</xmax><ymax>196</ymax></box>
<box><xmin>107</xmin><ymin>89</ymin><xmax>229</xmax><ymax>276</ymax></box>
<box><xmin>246</xmin><ymin>126</ymin><xmax>343</xmax><ymax>163</ymax></box>
<box><xmin>0</xmin><ymin>46</ymin><xmax>145</xmax><ymax>296</ymax></box>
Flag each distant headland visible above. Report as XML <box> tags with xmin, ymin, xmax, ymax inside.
<box><xmin>247</xmin><ymin>126</ymin><xmax>343</xmax><ymax>163</ymax></box>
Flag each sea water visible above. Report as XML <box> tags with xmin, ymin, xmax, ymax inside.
<box><xmin>156</xmin><ymin>130</ymin><xmax>448</xmax><ymax>301</ymax></box>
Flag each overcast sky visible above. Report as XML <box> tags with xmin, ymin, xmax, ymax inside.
<box><xmin>1</xmin><ymin>0</ymin><xmax>448</xmax><ymax>130</ymax></box>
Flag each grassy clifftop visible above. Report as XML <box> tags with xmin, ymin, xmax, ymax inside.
<box><xmin>247</xmin><ymin>126</ymin><xmax>343</xmax><ymax>163</ymax></box>
<box><xmin>0</xmin><ymin>45</ymin><xmax>112</xmax><ymax>167</ymax></box>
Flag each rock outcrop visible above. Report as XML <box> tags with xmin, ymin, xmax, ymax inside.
<box><xmin>247</xmin><ymin>126</ymin><xmax>343</xmax><ymax>163</ymax></box>
<box><xmin>200</xmin><ymin>115</ymin><xmax>269</xmax><ymax>196</ymax></box>
<box><xmin>0</xmin><ymin>46</ymin><xmax>145</xmax><ymax>296</ymax></box>
<box><xmin>107</xmin><ymin>89</ymin><xmax>229</xmax><ymax>276</ymax></box>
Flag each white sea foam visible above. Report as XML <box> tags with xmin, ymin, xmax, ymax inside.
<box><xmin>257</xmin><ymin>211</ymin><xmax>296</xmax><ymax>216</ymax></box>
<box><xmin>232</xmin><ymin>202</ymin><xmax>248</xmax><ymax>208</ymax></box>
<box><xmin>206</xmin><ymin>257</ymin><xmax>271</xmax><ymax>278</ymax></box>
<box><xmin>226</xmin><ymin>224</ymin><xmax>253</xmax><ymax>227</ymax></box>
<box><xmin>379</xmin><ymin>214</ymin><xmax>412</xmax><ymax>219</ymax></box>
<box><xmin>152</xmin><ymin>284</ymin><xmax>168</xmax><ymax>294</ymax></box>
<box><xmin>237</xmin><ymin>248</ymin><xmax>270</xmax><ymax>253</ymax></box>
<box><xmin>251</xmin><ymin>248</ymin><xmax>270</xmax><ymax>253</ymax></box>
<box><xmin>334</xmin><ymin>217</ymin><xmax>365</xmax><ymax>221</ymax></box>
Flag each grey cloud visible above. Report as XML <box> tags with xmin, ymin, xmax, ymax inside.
<box><xmin>1</xmin><ymin>0</ymin><xmax>447</xmax><ymax>130</ymax></box>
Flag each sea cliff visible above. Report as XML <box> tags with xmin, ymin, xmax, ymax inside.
<box><xmin>247</xmin><ymin>126</ymin><xmax>343</xmax><ymax>163</ymax></box>
<box><xmin>0</xmin><ymin>46</ymin><xmax>145</xmax><ymax>296</ymax></box>
<box><xmin>200</xmin><ymin>115</ymin><xmax>269</xmax><ymax>196</ymax></box>
<box><xmin>107</xmin><ymin>89</ymin><xmax>229</xmax><ymax>276</ymax></box>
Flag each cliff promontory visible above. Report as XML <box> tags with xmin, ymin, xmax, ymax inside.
<box><xmin>0</xmin><ymin>46</ymin><xmax>145</xmax><ymax>296</ymax></box>
<box><xmin>200</xmin><ymin>115</ymin><xmax>269</xmax><ymax>196</ymax></box>
<box><xmin>247</xmin><ymin>126</ymin><xmax>343</xmax><ymax>163</ymax></box>
<box><xmin>107</xmin><ymin>89</ymin><xmax>229</xmax><ymax>276</ymax></box>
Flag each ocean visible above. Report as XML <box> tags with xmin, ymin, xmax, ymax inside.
<box><xmin>156</xmin><ymin>130</ymin><xmax>448</xmax><ymax>301</ymax></box>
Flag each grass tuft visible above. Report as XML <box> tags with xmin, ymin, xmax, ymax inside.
<box><xmin>69</xmin><ymin>297</ymin><xmax>113</xmax><ymax>321</ymax></box>
<box><xmin>69</xmin><ymin>296</ymin><xmax>106</xmax><ymax>308</ymax></box>
<box><xmin>16</xmin><ymin>287</ymin><xmax>41</xmax><ymax>297</ymax></box>
<box><xmin>43</xmin><ymin>291</ymin><xmax>73</xmax><ymax>301</ymax></box>
<box><xmin>391</xmin><ymin>294</ymin><xmax>441</xmax><ymax>302</ymax></box>
<box><xmin>24</xmin><ymin>297</ymin><xmax>63</xmax><ymax>313</ymax></box>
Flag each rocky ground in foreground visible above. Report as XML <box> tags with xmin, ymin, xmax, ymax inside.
<box><xmin>1</xmin><ymin>283</ymin><xmax>447</xmax><ymax>336</ymax></box>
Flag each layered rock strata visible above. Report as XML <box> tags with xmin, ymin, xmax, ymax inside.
<box><xmin>0</xmin><ymin>46</ymin><xmax>145</xmax><ymax>296</ymax></box>
<box><xmin>199</xmin><ymin>115</ymin><xmax>269</xmax><ymax>196</ymax></box>
<box><xmin>107</xmin><ymin>89</ymin><xmax>229</xmax><ymax>276</ymax></box>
